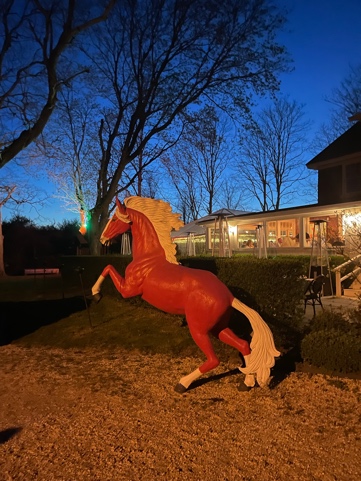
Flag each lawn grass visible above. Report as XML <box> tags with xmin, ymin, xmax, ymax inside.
<box><xmin>0</xmin><ymin>271</ymin><xmax>256</xmax><ymax>369</ymax></box>
<box><xmin>18</xmin><ymin>296</ymin><xmax>192</xmax><ymax>351</ymax></box>
<box><xmin>0</xmin><ymin>274</ymin><xmax>66</xmax><ymax>301</ymax></box>
<box><xmin>2</xmin><ymin>273</ymin><xmax>360</xmax><ymax>380</ymax></box>
<box><xmin>0</xmin><ymin>274</ymin><xmax>289</xmax><ymax>366</ymax></box>
<box><xmin>4</xmin><ymin>293</ymin><xmax>249</xmax><ymax>365</ymax></box>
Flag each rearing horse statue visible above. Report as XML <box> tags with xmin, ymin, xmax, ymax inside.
<box><xmin>92</xmin><ymin>196</ymin><xmax>280</xmax><ymax>392</ymax></box>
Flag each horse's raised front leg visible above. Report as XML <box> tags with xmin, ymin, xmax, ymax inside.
<box><xmin>91</xmin><ymin>264</ymin><xmax>141</xmax><ymax>301</ymax></box>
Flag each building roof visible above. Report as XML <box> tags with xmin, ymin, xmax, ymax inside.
<box><xmin>171</xmin><ymin>209</ymin><xmax>250</xmax><ymax>238</ymax></box>
<box><xmin>223</xmin><ymin>198</ymin><xmax>361</xmax><ymax>225</ymax></box>
<box><xmin>307</xmin><ymin>120</ymin><xmax>361</xmax><ymax>169</ymax></box>
<box><xmin>171</xmin><ymin>198</ymin><xmax>361</xmax><ymax>239</ymax></box>
<box><xmin>171</xmin><ymin>220</ymin><xmax>206</xmax><ymax>239</ymax></box>
<box><xmin>195</xmin><ymin>208</ymin><xmax>250</xmax><ymax>224</ymax></box>
<box><xmin>75</xmin><ymin>231</ymin><xmax>88</xmax><ymax>245</ymax></box>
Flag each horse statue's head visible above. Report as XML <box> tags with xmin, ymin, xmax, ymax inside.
<box><xmin>100</xmin><ymin>198</ymin><xmax>132</xmax><ymax>245</ymax></box>
<box><xmin>99</xmin><ymin>196</ymin><xmax>184</xmax><ymax>263</ymax></box>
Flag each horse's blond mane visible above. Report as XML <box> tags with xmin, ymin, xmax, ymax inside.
<box><xmin>124</xmin><ymin>196</ymin><xmax>184</xmax><ymax>264</ymax></box>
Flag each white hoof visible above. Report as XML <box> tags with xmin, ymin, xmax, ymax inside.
<box><xmin>244</xmin><ymin>373</ymin><xmax>256</xmax><ymax>387</ymax></box>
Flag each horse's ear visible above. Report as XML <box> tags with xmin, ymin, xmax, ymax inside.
<box><xmin>116</xmin><ymin>197</ymin><xmax>126</xmax><ymax>215</ymax></box>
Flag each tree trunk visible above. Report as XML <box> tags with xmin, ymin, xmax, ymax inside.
<box><xmin>87</xmin><ymin>213</ymin><xmax>106</xmax><ymax>256</ymax></box>
<box><xmin>89</xmin><ymin>235</ymin><xmax>102</xmax><ymax>256</ymax></box>
<box><xmin>0</xmin><ymin>220</ymin><xmax>7</xmax><ymax>277</ymax></box>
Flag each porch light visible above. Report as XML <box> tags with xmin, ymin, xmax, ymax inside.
<box><xmin>343</xmin><ymin>212</ymin><xmax>361</xmax><ymax>229</ymax></box>
<box><xmin>228</xmin><ymin>225</ymin><xmax>237</xmax><ymax>236</ymax></box>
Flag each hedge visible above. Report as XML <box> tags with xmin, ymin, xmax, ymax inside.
<box><xmin>60</xmin><ymin>254</ymin><xmax>312</xmax><ymax>328</ymax></box>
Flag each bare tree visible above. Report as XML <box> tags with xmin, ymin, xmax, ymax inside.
<box><xmin>0</xmin><ymin>186</ymin><xmax>15</xmax><ymax>276</ymax></box>
<box><xmin>125</xmin><ymin>165</ymin><xmax>163</xmax><ymax>199</ymax></box>
<box><xmin>219</xmin><ymin>178</ymin><xmax>248</xmax><ymax>211</ymax></box>
<box><xmin>163</xmin><ymin>105</ymin><xmax>234</xmax><ymax>220</ymax></box>
<box><xmin>0</xmin><ymin>172</ymin><xmax>50</xmax><ymax>275</ymax></box>
<box><xmin>236</xmin><ymin>97</ymin><xmax>312</xmax><ymax>211</ymax></box>
<box><xmin>0</xmin><ymin>0</ymin><xmax>115</xmax><ymax>169</ymax></box>
<box><xmin>35</xmin><ymin>0</ymin><xmax>289</xmax><ymax>253</ymax></box>
<box><xmin>36</xmin><ymin>90</ymin><xmax>100</xmax><ymax>218</ymax></box>
<box><xmin>162</xmin><ymin>151</ymin><xmax>203</xmax><ymax>223</ymax></box>
<box><xmin>328</xmin><ymin>63</ymin><xmax>361</xmax><ymax>117</ymax></box>
<box><xmin>0</xmin><ymin>185</ymin><xmax>37</xmax><ymax>275</ymax></box>
<box><xmin>185</xmin><ymin>106</ymin><xmax>232</xmax><ymax>215</ymax></box>
<box><xmin>315</xmin><ymin>62</ymin><xmax>361</xmax><ymax>148</ymax></box>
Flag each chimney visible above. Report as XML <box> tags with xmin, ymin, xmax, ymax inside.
<box><xmin>349</xmin><ymin>112</ymin><xmax>361</xmax><ymax>121</ymax></box>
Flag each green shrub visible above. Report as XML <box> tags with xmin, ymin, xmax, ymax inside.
<box><xmin>307</xmin><ymin>309</ymin><xmax>356</xmax><ymax>334</ymax></box>
<box><xmin>61</xmin><ymin>254</ymin><xmax>308</xmax><ymax>331</ymax></box>
<box><xmin>60</xmin><ymin>255</ymin><xmax>131</xmax><ymax>295</ymax></box>
<box><xmin>301</xmin><ymin>328</ymin><xmax>361</xmax><ymax>372</ymax></box>
<box><xmin>180</xmin><ymin>256</ymin><xmax>306</xmax><ymax>329</ymax></box>
<box><xmin>302</xmin><ymin>309</ymin><xmax>361</xmax><ymax>372</ymax></box>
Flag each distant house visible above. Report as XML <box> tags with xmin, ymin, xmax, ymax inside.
<box><xmin>172</xmin><ymin>115</ymin><xmax>361</xmax><ymax>257</ymax></box>
<box><xmin>75</xmin><ymin>232</ymin><xmax>90</xmax><ymax>255</ymax></box>
<box><xmin>171</xmin><ymin>209</ymin><xmax>248</xmax><ymax>256</ymax></box>
<box><xmin>307</xmin><ymin>115</ymin><xmax>361</xmax><ymax>205</ymax></box>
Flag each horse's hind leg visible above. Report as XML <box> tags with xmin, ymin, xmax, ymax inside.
<box><xmin>175</xmin><ymin>328</ymin><xmax>220</xmax><ymax>394</ymax></box>
<box><xmin>217</xmin><ymin>328</ymin><xmax>255</xmax><ymax>388</ymax></box>
<box><xmin>218</xmin><ymin>327</ymin><xmax>250</xmax><ymax>357</ymax></box>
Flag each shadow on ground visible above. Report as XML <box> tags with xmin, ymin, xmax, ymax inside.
<box><xmin>180</xmin><ymin>345</ymin><xmax>303</xmax><ymax>393</ymax></box>
<box><xmin>0</xmin><ymin>297</ymin><xmax>87</xmax><ymax>345</ymax></box>
<box><xmin>0</xmin><ymin>427</ymin><xmax>22</xmax><ymax>444</ymax></box>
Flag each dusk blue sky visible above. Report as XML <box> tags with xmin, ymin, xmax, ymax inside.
<box><xmin>278</xmin><ymin>0</ymin><xmax>361</xmax><ymax>128</ymax></box>
<box><xmin>2</xmin><ymin>0</ymin><xmax>361</xmax><ymax>225</ymax></box>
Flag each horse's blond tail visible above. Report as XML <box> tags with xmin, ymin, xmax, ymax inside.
<box><xmin>232</xmin><ymin>298</ymin><xmax>281</xmax><ymax>387</ymax></box>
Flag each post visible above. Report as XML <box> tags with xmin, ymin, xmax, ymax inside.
<box><xmin>335</xmin><ymin>270</ymin><xmax>342</xmax><ymax>297</ymax></box>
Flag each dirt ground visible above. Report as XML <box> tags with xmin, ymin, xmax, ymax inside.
<box><xmin>1</xmin><ymin>344</ymin><xmax>361</xmax><ymax>481</ymax></box>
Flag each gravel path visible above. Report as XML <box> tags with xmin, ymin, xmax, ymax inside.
<box><xmin>1</xmin><ymin>344</ymin><xmax>360</xmax><ymax>481</ymax></box>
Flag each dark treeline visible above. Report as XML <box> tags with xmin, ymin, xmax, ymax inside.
<box><xmin>3</xmin><ymin>216</ymin><xmax>81</xmax><ymax>275</ymax></box>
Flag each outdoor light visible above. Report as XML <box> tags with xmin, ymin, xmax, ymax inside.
<box><xmin>343</xmin><ymin>212</ymin><xmax>361</xmax><ymax>229</ymax></box>
<box><xmin>79</xmin><ymin>209</ymin><xmax>88</xmax><ymax>235</ymax></box>
<box><xmin>228</xmin><ymin>225</ymin><xmax>237</xmax><ymax>236</ymax></box>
